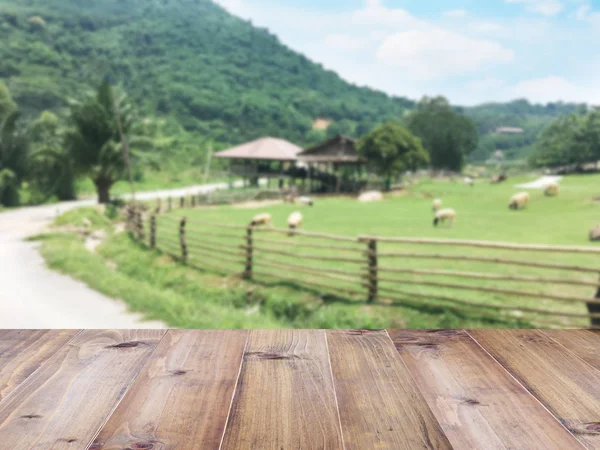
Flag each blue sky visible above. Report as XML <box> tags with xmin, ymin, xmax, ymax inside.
<box><xmin>215</xmin><ymin>0</ymin><xmax>600</xmax><ymax>105</ymax></box>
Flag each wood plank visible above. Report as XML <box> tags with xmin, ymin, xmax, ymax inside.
<box><xmin>220</xmin><ymin>329</ymin><xmax>344</xmax><ymax>450</ymax></box>
<box><xmin>389</xmin><ymin>330</ymin><xmax>583</xmax><ymax>450</ymax></box>
<box><xmin>91</xmin><ymin>330</ymin><xmax>248</xmax><ymax>450</ymax></box>
<box><xmin>0</xmin><ymin>330</ymin><xmax>80</xmax><ymax>403</ymax></box>
<box><xmin>326</xmin><ymin>330</ymin><xmax>452</xmax><ymax>450</ymax></box>
<box><xmin>469</xmin><ymin>329</ymin><xmax>600</xmax><ymax>449</ymax></box>
<box><xmin>0</xmin><ymin>329</ymin><xmax>165</xmax><ymax>450</ymax></box>
<box><xmin>542</xmin><ymin>329</ymin><xmax>600</xmax><ymax>370</ymax></box>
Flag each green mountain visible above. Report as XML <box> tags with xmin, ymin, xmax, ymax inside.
<box><xmin>463</xmin><ymin>100</ymin><xmax>585</xmax><ymax>162</ymax></box>
<box><xmin>0</xmin><ymin>0</ymin><xmax>586</xmax><ymax>164</ymax></box>
<box><xmin>0</xmin><ymin>0</ymin><xmax>413</xmax><ymax>149</ymax></box>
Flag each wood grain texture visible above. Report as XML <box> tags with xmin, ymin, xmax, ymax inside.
<box><xmin>0</xmin><ymin>329</ymin><xmax>165</xmax><ymax>450</ymax></box>
<box><xmin>0</xmin><ymin>330</ymin><xmax>80</xmax><ymax>403</ymax></box>
<box><xmin>326</xmin><ymin>330</ymin><xmax>452</xmax><ymax>450</ymax></box>
<box><xmin>220</xmin><ymin>329</ymin><xmax>344</xmax><ymax>450</ymax></box>
<box><xmin>390</xmin><ymin>330</ymin><xmax>583</xmax><ymax>450</ymax></box>
<box><xmin>469</xmin><ymin>329</ymin><xmax>600</xmax><ymax>449</ymax></box>
<box><xmin>91</xmin><ymin>330</ymin><xmax>248</xmax><ymax>450</ymax></box>
<box><xmin>542</xmin><ymin>329</ymin><xmax>600</xmax><ymax>370</ymax></box>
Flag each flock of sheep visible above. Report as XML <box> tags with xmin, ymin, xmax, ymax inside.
<box><xmin>431</xmin><ymin>180</ymin><xmax>560</xmax><ymax>227</ymax></box>
<box><xmin>247</xmin><ymin>179</ymin><xmax>562</xmax><ymax>233</ymax></box>
<box><xmin>250</xmin><ymin>195</ymin><xmax>313</xmax><ymax>234</ymax></box>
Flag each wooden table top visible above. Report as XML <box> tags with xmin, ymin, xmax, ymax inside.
<box><xmin>0</xmin><ymin>330</ymin><xmax>598</xmax><ymax>449</ymax></box>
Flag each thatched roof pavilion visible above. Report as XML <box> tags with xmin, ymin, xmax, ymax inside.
<box><xmin>214</xmin><ymin>137</ymin><xmax>303</xmax><ymax>162</ymax></box>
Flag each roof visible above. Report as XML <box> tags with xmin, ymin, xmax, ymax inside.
<box><xmin>298</xmin><ymin>135</ymin><xmax>365</xmax><ymax>163</ymax></box>
<box><xmin>214</xmin><ymin>137</ymin><xmax>304</xmax><ymax>161</ymax></box>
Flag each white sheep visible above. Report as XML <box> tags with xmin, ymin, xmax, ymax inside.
<box><xmin>358</xmin><ymin>191</ymin><xmax>384</xmax><ymax>203</ymax></box>
<box><xmin>433</xmin><ymin>208</ymin><xmax>456</xmax><ymax>227</ymax></box>
<box><xmin>544</xmin><ymin>183</ymin><xmax>559</xmax><ymax>197</ymax></box>
<box><xmin>249</xmin><ymin>213</ymin><xmax>272</xmax><ymax>227</ymax></box>
<box><xmin>298</xmin><ymin>196</ymin><xmax>314</xmax><ymax>207</ymax></box>
<box><xmin>287</xmin><ymin>211</ymin><xmax>303</xmax><ymax>236</ymax></box>
<box><xmin>509</xmin><ymin>192</ymin><xmax>530</xmax><ymax>210</ymax></box>
<box><xmin>432</xmin><ymin>198</ymin><xmax>442</xmax><ymax>212</ymax></box>
<box><xmin>464</xmin><ymin>177</ymin><xmax>474</xmax><ymax>187</ymax></box>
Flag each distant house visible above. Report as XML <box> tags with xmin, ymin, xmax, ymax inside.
<box><xmin>312</xmin><ymin>118</ymin><xmax>332</xmax><ymax>130</ymax></box>
<box><xmin>495</xmin><ymin>127</ymin><xmax>524</xmax><ymax>135</ymax></box>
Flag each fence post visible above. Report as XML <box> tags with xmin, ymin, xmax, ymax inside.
<box><xmin>244</xmin><ymin>227</ymin><xmax>253</xmax><ymax>279</ymax></box>
<box><xmin>156</xmin><ymin>198</ymin><xmax>162</xmax><ymax>214</ymax></box>
<box><xmin>191</xmin><ymin>194</ymin><xmax>196</xmax><ymax>208</ymax></box>
<box><xmin>150</xmin><ymin>215</ymin><xmax>156</xmax><ymax>249</ymax></box>
<box><xmin>127</xmin><ymin>205</ymin><xmax>135</xmax><ymax>233</ymax></box>
<box><xmin>589</xmin><ymin>278</ymin><xmax>600</xmax><ymax>328</ymax></box>
<box><xmin>136</xmin><ymin>211</ymin><xmax>145</xmax><ymax>242</ymax></box>
<box><xmin>168</xmin><ymin>196</ymin><xmax>172</xmax><ymax>211</ymax></box>
<box><xmin>367</xmin><ymin>239</ymin><xmax>378</xmax><ymax>303</ymax></box>
<box><xmin>180</xmin><ymin>196</ymin><xmax>185</xmax><ymax>209</ymax></box>
<box><xmin>179</xmin><ymin>217</ymin><xmax>187</xmax><ymax>263</ymax></box>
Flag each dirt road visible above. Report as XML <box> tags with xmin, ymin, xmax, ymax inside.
<box><xmin>0</xmin><ymin>182</ymin><xmax>237</xmax><ymax>328</ymax></box>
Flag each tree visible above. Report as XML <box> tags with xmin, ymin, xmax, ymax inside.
<box><xmin>28</xmin><ymin>111</ymin><xmax>76</xmax><ymax>201</ymax></box>
<box><xmin>531</xmin><ymin>109</ymin><xmax>600</xmax><ymax>169</ymax></box>
<box><xmin>357</xmin><ymin>122</ymin><xmax>429</xmax><ymax>189</ymax></box>
<box><xmin>0</xmin><ymin>83</ymin><xmax>28</xmax><ymax>207</ymax></box>
<box><xmin>64</xmin><ymin>81</ymin><xmax>149</xmax><ymax>203</ymax></box>
<box><xmin>406</xmin><ymin>96</ymin><xmax>478</xmax><ymax>172</ymax></box>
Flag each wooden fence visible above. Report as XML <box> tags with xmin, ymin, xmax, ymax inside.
<box><xmin>127</xmin><ymin>200</ymin><xmax>600</xmax><ymax>329</ymax></box>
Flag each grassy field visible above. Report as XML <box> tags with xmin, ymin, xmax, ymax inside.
<box><xmin>36</xmin><ymin>173</ymin><xmax>600</xmax><ymax>329</ymax></box>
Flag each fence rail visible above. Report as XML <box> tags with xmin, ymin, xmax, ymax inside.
<box><xmin>126</xmin><ymin>199</ymin><xmax>600</xmax><ymax>329</ymax></box>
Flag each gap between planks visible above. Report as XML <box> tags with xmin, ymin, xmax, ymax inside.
<box><xmin>218</xmin><ymin>331</ymin><xmax>250</xmax><ymax>450</ymax></box>
<box><xmin>0</xmin><ymin>330</ymin><xmax>83</xmax><ymax>407</ymax></box>
<box><xmin>465</xmin><ymin>330</ymin><xmax>590</xmax><ymax>448</ymax></box>
<box><xmin>324</xmin><ymin>330</ymin><xmax>348</xmax><ymax>450</ymax></box>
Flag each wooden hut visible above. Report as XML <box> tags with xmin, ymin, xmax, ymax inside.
<box><xmin>297</xmin><ymin>135</ymin><xmax>366</xmax><ymax>193</ymax></box>
<box><xmin>214</xmin><ymin>137</ymin><xmax>304</xmax><ymax>187</ymax></box>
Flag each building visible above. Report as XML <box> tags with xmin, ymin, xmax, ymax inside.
<box><xmin>297</xmin><ymin>135</ymin><xmax>366</xmax><ymax>193</ymax></box>
<box><xmin>495</xmin><ymin>127</ymin><xmax>524</xmax><ymax>135</ymax></box>
<box><xmin>213</xmin><ymin>137</ymin><xmax>305</xmax><ymax>186</ymax></box>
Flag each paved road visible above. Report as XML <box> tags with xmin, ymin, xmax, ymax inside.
<box><xmin>0</xmin><ymin>181</ymin><xmax>238</xmax><ymax>329</ymax></box>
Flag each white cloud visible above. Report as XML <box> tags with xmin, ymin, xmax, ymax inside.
<box><xmin>573</xmin><ymin>4</ymin><xmax>600</xmax><ymax>27</ymax></box>
<box><xmin>509</xmin><ymin>76</ymin><xmax>599</xmax><ymax>103</ymax></box>
<box><xmin>444</xmin><ymin>9</ymin><xmax>468</xmax><ymax>18</ymax></box>
<box><xmin>468</xmin><ymin>78</ymin><xmax>507</xmax><ymax>90</ymax></box>
<box><xmin>351</xmin><ymin>0</ymin><xmax>416</xmax><ymax>27</ymax></box>
<box><xmin>376</xmin><ymin>28</ymin><xmax>514</xmax><ymax>79</ymax></box>
<box><xmin>324</xmin><ymin>34</ymin><xmax>366</xmax><ymax>50</ymax></box>
<box><xmin>505</xmin><ymin>0</ymin><xmax>563</xmax><ymax>16</ymax></box>
<box><xmin>469</xmin><ymin>21</ymin><xmax>504</xmax><ymax>33</ymax></box>
<box><xmin>213</xmin><ymin>0</ymin><xmax>246</xmax><ymax>15</ymax></box>
<box><xmin>575</xmin><ymin>4</ymin><xmax>591</xmax><ymax>20</ymax></box>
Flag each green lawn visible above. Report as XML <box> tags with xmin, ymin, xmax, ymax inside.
<box><xmin>37</xmin><ymin>173</ymin><xmax>600</xmax><ymax>329</ymax></box>
<box><xmin>156</xmin><ymin>173</ymin><xmax>600</xmax><ymax>327</ymax></box>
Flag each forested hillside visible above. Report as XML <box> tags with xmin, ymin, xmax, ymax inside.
<box><xmin>464</xmin><ymin>100</ymin><xmax>585</xmax><ymax>161</ymax></box>
<box><xmin>0</xmin><ymin>0</ymin><xmax>413</xmax><ymax>150</ymax></box>
<box><xmin>0</xmin><ymin>0</ymin><xmax>587</xmax><ymax>166</ymax></box>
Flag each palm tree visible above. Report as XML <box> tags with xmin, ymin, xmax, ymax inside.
<box><xmin>65</xmin><ymin>81</ymin><xmax>151</xmax><ymax>203</ymax></box>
